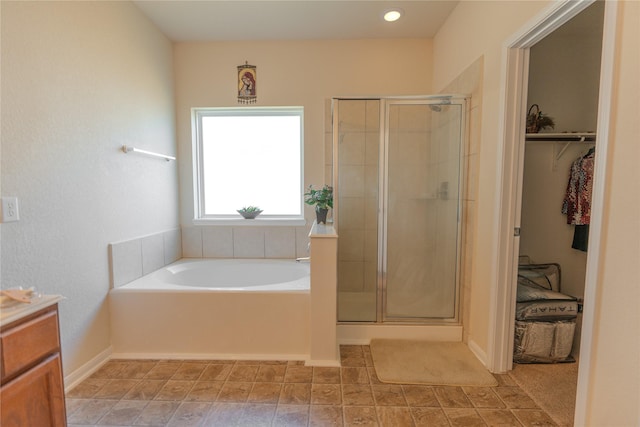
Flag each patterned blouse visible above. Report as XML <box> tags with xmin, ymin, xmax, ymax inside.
<box><xmin>562</xmin><ymin>150</ymin><xmax>594</xmax><ymax>225</ymax></box>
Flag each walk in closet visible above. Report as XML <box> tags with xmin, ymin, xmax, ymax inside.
<box><xmin>517</xmin><ymin>1</ymin><xmax>604</xmax><ymax>361</ymax></box>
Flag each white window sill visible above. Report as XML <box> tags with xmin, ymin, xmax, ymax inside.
<box><xmin>192</xmin><ymin>218</ymin><xmax>307</xmax><ymax>227</ymax></box>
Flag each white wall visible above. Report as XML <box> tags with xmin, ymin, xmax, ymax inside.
<box><xmin>519</xmin><ymin>143</ymin><xmax>594</xmax><ymax>298</ymax></box>
<box><xmin>434</xmin><ymin>0</ymin><xmax>640</xmax><ymax>424</ymax></box>
<box><xmin>521</xmin><ymin>1</ymin><xmax>604</xmax><ymax>300</ymax></box>
<box><xmin>433</xmin><ymin>0</ymin><xmax>550</xmax><ymax>356</ymax></box>
<box><xmin>439</xmin><ymin>58</ymin><xmax>484</xmax><ymax>345</ymax></box>
<box><xmin>0</xmin><ymin>1</ymin><xmax>178</xmax><ymax>376</ymax></box>
<box><xmin>527</xmin><ymin>1</ymin><xmax>604</xmax><ymax>134</ymax></box>
<box><xmin>174</xmin><ymin>39</ymin><xmax>433</xmax><ymax>255</ymax></box>
<box><xmin>585</xmin><ymin>2</ymin><xmax>640</xmax><ymax>424</ymax></box>
<box><xmin>521</xmin><ymin>4</ymin><xmax>603</xmax><ymax>329</ymax></box>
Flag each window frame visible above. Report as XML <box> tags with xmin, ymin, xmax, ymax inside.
<box><xmin>191</xmin><ymin>106</ymin><xmax>305</xmax><ymax>225</ymax></box>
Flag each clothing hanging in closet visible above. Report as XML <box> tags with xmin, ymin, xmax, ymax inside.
<box><xmin>562</xmin><ymin>148</ymin><xmax>595</xmax><ymax>251</ymax></box>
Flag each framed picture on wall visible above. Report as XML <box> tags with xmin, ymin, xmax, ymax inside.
<box><xmin>238</xmin><ymin>62</ymin><xmax>257</xmax><ymax>104</ymax></box>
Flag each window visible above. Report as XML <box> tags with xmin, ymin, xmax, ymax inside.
<box><xmin>192</xmin><ymin>107</ymin><xmax>304</xmax><ymax>223</ymax></box>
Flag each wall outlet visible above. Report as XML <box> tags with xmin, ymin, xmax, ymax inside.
<box><xmin>1</xmin><ymin>197</ymin><xmax>20</xmax><ymax>223</ymax></box>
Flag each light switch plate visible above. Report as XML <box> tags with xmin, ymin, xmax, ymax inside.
<box><xmin>1</xmin><ymin>197</ymin><xmax>20</xmax><ymax>222</ymax></box>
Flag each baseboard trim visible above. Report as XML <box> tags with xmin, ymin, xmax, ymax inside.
<box><xmin>305</xmin><ymin>359</ymin><xmax>341</xmax><ymax>367</ymax></box>
<box><xmin>110</xmin><ymin>351</ymin><xmax>309</xmax><ymax>362</ymax></box>
<box><xmin>64</xmin><ymin>346</ymin><xmax>113</xmax><ymax>392</ymax></box>
<box><xmin>468</xmin><ymin>338</ymin><xmax>489</xmax><ymax>367</ymax></box>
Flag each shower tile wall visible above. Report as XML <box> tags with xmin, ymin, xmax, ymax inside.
<box><xmin>334</xmin><ymin>100</ymin><xmax>380</xmax><ymax>322</ymax></box>
<box><xmin>440</xmin><ymin>57</ymin><xmax>484</xmax><ymax>339</ymax></box>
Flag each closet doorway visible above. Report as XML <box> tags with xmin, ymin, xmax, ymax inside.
<box><xmin>498</xmin><ymin>1</ymin><xmax>618</xmax><ymax>425</ymax></box>
<box><xmin>518</xmin><ymin>0</ymin><xmax>604</xmax><ymax>363</ymax></box>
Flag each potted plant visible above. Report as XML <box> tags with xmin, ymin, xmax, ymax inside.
<box><xmin>237</xmin><ymin>206</ymin><xmax>263</xmax><ymax>219</ymax></box>
<box><xmin>304</xmin><ymin>184</ymin><xmax>333</xmax><ymax>224</ymax></box>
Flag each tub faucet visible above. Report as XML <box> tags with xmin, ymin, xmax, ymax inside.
<box><xmin>296</xmin><ymin>257</ymin><xmax>310</xmax><ymax>262</ymax></box>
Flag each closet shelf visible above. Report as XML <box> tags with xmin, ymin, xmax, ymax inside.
<box><xmin>525</xmin><ymin>132</ymin><xmax>596</xmax><ymax>142</ymax></box>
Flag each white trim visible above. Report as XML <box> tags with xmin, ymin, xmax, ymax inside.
<box><xmin>106</xmin><ymin>354</ymin><xmax>340</xmax><ymax>367</ymax></box>
<box><xmin>488</xmin><ymin>42</ymin><xmax>530</xmax><ymax>374</ymax></box>
<box><xmin>491</xmin><ymin>0</ymin><xmax>598</xmax><ymax>371</ymax></box>
<box><xmin>110</xmin><ymin>352</ymin><xmax>309</xmax><ymax>362</ymax></box>
<box><xmin>191</xmin><ymin>106</ymin><xmax>305</xmax><ymax>221</ymax></box>
<box><xmin>192</xmin><ymin>218</ymin><xmax>306</xmax><ymax>226</ymax></box>
<box><xmin>492</xmin><ymin>0</ymin><xmax>615</xmax><ymax>424</ymax></box>
<box><xmin>467</xmin><ymin>339</ymin><xmax>488</xmax><ymax>367</ymax></box>
<box><xmin>305</xmin><ymin>358</ymin><xmax>342</xmax><ymax>368</ymax></box>
<box><xmin>509</xmin><ymin>0</ymin><xmax>594</xmax><ymax>48</ymax></box>
<box><xmin>573</xmin><ymin>1</ymin><xmax>618</xmax><ymax>425</ymax></box>
<box><xmin>64</xmin><ymin>346</ymin><xmax>113</xmax><ymax>393</ymax></box>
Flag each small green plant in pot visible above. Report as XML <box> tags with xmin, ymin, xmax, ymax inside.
<box><xmin>304</xmin><ymin>185</ymin><xmax>333</xmax><ymax>224</ymax></box>
<box><xmin>237</xmin><ymin>206</ymin><xmax>263</xmax><ymax>219</ymax></box>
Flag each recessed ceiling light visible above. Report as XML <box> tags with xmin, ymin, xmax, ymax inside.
<box><xmin>383</xmin><ymin>9</ymin><xmax>403</xmax><ymax>22</ymax></box>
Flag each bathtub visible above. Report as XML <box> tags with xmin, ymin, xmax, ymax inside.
<box><xmin>109</xmin><ymin>258</ymin><xmax>311</xmax><ymax>360</ymax></box>
<box><xmin>120</xmin><ymin>258</ymin><xmax>310</xmax><ymax>291</ymax></box>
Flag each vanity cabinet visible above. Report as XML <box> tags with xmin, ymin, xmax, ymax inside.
<box><xmin>1</xmin><ymin>303</ymin><xmax>67</xmax><ymax>427</ymax></box>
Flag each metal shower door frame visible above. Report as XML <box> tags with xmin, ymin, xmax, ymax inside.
<box><xmin>379</xmin><ymin>96</ymin><xmax>467</xmax><ymax>324</ymax></box>
<box><xmin>333</xmin><ymin>95</ymin><xmax>468</xmax><ymax>325</ymax></box>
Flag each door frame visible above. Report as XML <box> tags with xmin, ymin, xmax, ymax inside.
<box><xmin>490</xmin><ymin>0</ymin><xmax>618</xmax><ymax>424</ymax></box>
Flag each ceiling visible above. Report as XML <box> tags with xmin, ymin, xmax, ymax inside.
<box><xmin>132</xmin><ymin>1</ymin><xmax>460</xmax><ymax>42</ymax></box>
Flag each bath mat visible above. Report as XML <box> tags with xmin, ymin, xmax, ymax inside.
<box><xmin>370</xmin><ymin>339</ymin><xmax>498</xmax><ymax>387</ymax></box>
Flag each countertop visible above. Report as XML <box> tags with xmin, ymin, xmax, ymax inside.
<box><xmin>0</xmin><ymin>294</ymin><xmax>64</xmax><ymax>328</ymax></box>
<box><xmin>309</xmin><ymin>221</ymin><xmax>338</xmax><ymax>238</ymax></box>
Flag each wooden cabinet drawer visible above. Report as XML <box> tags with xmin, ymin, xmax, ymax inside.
<box><xmin>1</xmin><ymin>308</ymin><xmax>60</xmax><ymax>381</ymax></box>
<box><xmin>0</xmin><ymin>353</ymin><xmax>67</xmax><ymax>427</ymax></box>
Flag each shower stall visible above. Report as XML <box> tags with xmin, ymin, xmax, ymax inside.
<box><xmin>332</xmin><ymin>96</ymin><xmax>468</xmax><ymax>324</ymax></box>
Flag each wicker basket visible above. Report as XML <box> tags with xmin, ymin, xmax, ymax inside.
<box><xmin>526</xmin><ymin>104</ymin><xmax>555</xmax><ymax>133</ymax></box>
<box><xmin>526</xmin><ymin>104</ymin><xmax>541</xmax><ymax>133</ymax></box>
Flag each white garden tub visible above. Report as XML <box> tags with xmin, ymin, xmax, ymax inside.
<box><xmin>120</xmin><ymin>258</ymin><xmax>310</xmax><ymax>291</ymax></box>
<box><xmin>109</xmin><ymin>258</ymin><xmax>310</xmax><ymax>360</ymax></box>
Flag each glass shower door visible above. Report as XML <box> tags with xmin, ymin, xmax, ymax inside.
<box><xmin>334</xmin><ymin>97</ymin><xmax>465</xmax><ymax>323</ymax></box>
<box><xmin>383</xmin><ymin>100</ymin><xmax>463</xmax><ymax>321</ymax></box>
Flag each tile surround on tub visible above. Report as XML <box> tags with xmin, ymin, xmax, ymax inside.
<box><xmin>163</xmin><ymin>229</ymin><xmax>182</xmax><ymax>265</ymax></box>
<box><xmin>265</xmin><ymin>227</ymin><xmax>296</xmax><ymax>259</ymax></box>
<box><xmin>110</xmin><ymin>239</ymin><xmax>142</xmax><ymax>288</ymax></box>
<box><xmin>109</xmin><ymin>229</ymin><xmax>182</xmax><ymax>288</ymax></box>
<box><xmin>141</xmin><ymin>233</ymin><xmax>164</xmax><ymax>275</ymax></box>
<box><xmin>110</xmin><ymin>225</ymin><xmax>308</xmax><ymax>288</ymax></box>
<box><xmin>203</xmin><ymin>227</ymin><xmax>234</xmax><ymax>258</ymax></box>
<box><xmin>233</xmin><ymin>227</ymin><xmax>265</xmax><ymax>258</ymax></box>
<box><xmin>182</xmin><ymin>225</ymin><xmax>309</xmax><ymax>260</ymax></box>
<box><xmin>181</xmin><ymin>226</ymin><xmax>203</xmax><ymax>258</ymax></box>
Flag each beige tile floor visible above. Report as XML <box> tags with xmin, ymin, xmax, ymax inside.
<box><xmin>66</xmin><ymin>345</ymin><xmax>558</xmax><ymax>426</ymax></box>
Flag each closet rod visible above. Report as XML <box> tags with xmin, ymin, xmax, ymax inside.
<box><xmin>525</xmin><ymin>132</ymin><xmax>596</xmax><ymax>142</ymax></box>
